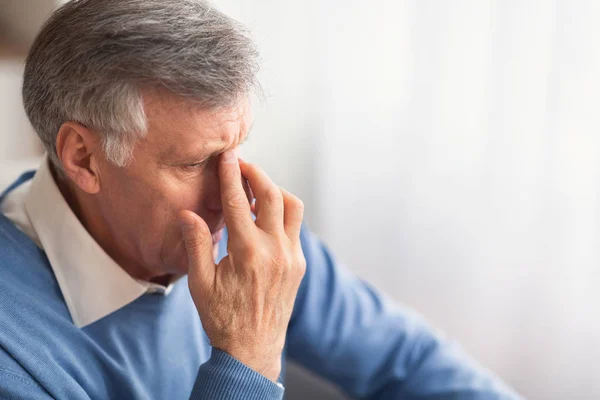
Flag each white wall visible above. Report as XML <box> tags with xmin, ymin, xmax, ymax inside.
<box><xmin>0</xmin><ymin>0</ymin><xmax>56</xmax><ymax>186</ymax></box>
<box><xmin>0</xmin><ymin>60</ymin><xmax>43</xmax><ymax>188</ymax></box>
<box><xmin>0</xmin><ymin>0</ymin><xmax>63</xmax><ymax>47</ymax></box>
<box><xmin>227</xmin><ymin>1</ymin><xmax>600</xmax><ymax>399</ymax></box>
<box><xmin>213</xmin><ymin>0</ymin><xmax>322</xmax><ymax>225</ymax></box>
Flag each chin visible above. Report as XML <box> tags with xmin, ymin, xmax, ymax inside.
<box><xmin>161</xmin><ymin>247</ymin><xmax>192</xmax><ymax>276</ymax></box>
<box><xmin>161</xmin><ymin>239</ymin><xmax>222</xmax><ymax>276</ymax></box>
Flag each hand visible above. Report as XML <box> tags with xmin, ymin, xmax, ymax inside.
<box><xmin>179</xmin><ymin>150</ymin><xmax>306</xmax><ymax>382</ymax></box>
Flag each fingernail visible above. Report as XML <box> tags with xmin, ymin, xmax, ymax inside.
<box><xmin>222</xmin><ymin>150</ymin><xmax>237</xmax><ymax>164</ymax></box>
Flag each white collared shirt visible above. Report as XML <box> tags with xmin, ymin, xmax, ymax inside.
<box><xmin>0</xmin><ymin>156</ymin><xmax>175</xmax><ymax>328</ymax></box>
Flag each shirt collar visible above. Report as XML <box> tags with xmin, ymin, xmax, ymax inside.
<box><xmin>24</xmin><ymin>156</ymin><xmax>174</xmax><ymax>328</ymax></box>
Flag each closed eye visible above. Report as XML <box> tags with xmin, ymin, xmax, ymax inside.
<box><xmin>186</xmin><ymin>162</ymin><xmax>204</xmax><ymax>168</ymax></box>
<box><xmin>181</xmin><ymin>159</ymin><xmax>209</xmax><ymax>171</ymax></box>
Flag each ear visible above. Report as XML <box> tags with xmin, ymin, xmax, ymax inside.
<box><xmin>55</xmin><ymin>122</ymin><xmax>102</xmax><ymax>194</ymax></box>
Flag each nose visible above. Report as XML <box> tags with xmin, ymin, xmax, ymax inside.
<box><xmin>204</xmin><ymin>155</ymin><xmax>253</xmax><ymax>213</ymax></box>
<box><xmin>201</xmin><ymin>158</ymin><xmax>223</xmax><ymax>213</ymax></box>
<box><xmin>203</xmin><ymin>181</ymin><xmax>224</xmax><ymax>233</ymax></box>
<box><xmin>206</xmin><ymin>193</ymin><xmax>222</xmax><ymax>212</ymax></box>
<box><xmin>205</xmin><ymin>175</ymin><xmax>223</xmax><ymax>213</ymax></box>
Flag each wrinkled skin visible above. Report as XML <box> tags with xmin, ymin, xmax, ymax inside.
<box><xmin>55</xmin><ymin>91</ymin><xmax>306</xmax><ymax>380</ymax></box>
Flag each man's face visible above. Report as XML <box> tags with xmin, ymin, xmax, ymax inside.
<box><xmin>91</xmin><ymin>92</ymin><xmax>253</xmax><ymax>279</ymax></box>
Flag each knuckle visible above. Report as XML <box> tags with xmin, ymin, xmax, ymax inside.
<box><xmin>224</xmin><ymin>192</ymin><xmax>247</xmax><ymax>210</ymax></box>
<box><xmin>283</xmin><ymin>192</ymin><xmax>304</xmax><ymax>219</ymax></box>
<box><xmin>186</xmin><ymin>241</ymin><xmax>203</xmax><ymax>258</ymax></box>
<box><xmin>271</xmin><ymin>247</ymin><xmax>293</xmax><ymax>269</ymax></box>
<box><xmin>190</xmin><ymin>232</ymin><xmax>207</xmax><ymax>249</ymax></box>
<box><xmin>184</xmin><ymin>227</ymin><xmax>208</xmax><ymax>255</ymax></box>
<box><xmin>297</xmin><ymin>257</ymin><xmax>307</xmax><ymax>275</ymax></box>
<box><xmin>293</xmin><ymin>249</ymin><xmax>307</xmax><ymax>274</ymax></box>
<box><xmin>244</xmin><ymin>245</ymin><xmax>268</xmax><ymax>266</ymax></box>
<box><xmin>292</xmin><ymin>197</ymin><xmax>305</xmax><ymax>214</ymax></box>
<box><xmin>264</xmin><ymin>187</ymin><xmax>283</xmax><ymax>206</ymax></box>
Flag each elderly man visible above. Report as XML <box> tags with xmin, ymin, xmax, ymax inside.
<box><xmin>0</xmin><ymin>0</ymin><xmax>521</xmax><ymax>399</ymax></box>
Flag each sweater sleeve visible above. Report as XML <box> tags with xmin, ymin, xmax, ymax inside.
<box><xmin>286</xmin><ymin>225</ymin><xmax>522</xmax><ymax>400</ymax></box>
<box><xmin>189</xmin><ymin>349</ymin><xmax>284</xmax><ymax>400</ymax></box>
<box><xmin>0</xmin><ymin>369</ymin><xmax>54</xmax><ymax>400</ymax></box>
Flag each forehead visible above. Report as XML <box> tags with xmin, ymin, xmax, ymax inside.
<box><xmin>141</xmin><ymin>92</ymin><xmax>252</xmax><ymax>158</ymax></box>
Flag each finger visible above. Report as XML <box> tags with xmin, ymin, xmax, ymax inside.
<box><xmin>239</xmin><ymin>160</ymin><xmax>284</xmax><ymax>233</ymax></box>
<box><xmin>280</xmin><ymin>187</ymin><xmax>304</xmax><ymax>239</ymax></box>
<box><xmin>179</xmin><ymin>210</ymin><xmax>216</xmax><ymax>289</ymax></box>
<box><xmin>218</xmin><ymin>150</ymin><xmax>255</xmax><ymax>237</ymax></box>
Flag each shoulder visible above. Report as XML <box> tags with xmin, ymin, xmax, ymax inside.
<box><xmin>0</xmin><ymin>223</ymin><xmax>72</xmax><ymax>398</ymax></box>
<box><xmin>0</xmin><ymin>214</ymin><xmax>56</xmax><ymax>290</ymax></box>
<box><xmin>0</xmin><ymin>212</ymin><xmax>42</xmax><ymax>269</ymax></box>
<box><xmin>0</xmin><ymin>178</ymin><xmax>39</xmax><ymax>245</ymax></box>
<box><xmin>0</xmin><ymin>214</ymin><xmax>71</xmax><ymax>322</ymax></box>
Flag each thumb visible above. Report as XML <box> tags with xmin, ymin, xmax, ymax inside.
<box><xmin>179</xmin><ymin>210</ymin><xmax>216</xmax><ymax>287</ymax></box>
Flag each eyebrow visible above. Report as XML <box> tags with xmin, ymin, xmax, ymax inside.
<box><xmin>166</xmin><ymin>120</ymin><xmax>255</xmax><ymax>165</ymax></box>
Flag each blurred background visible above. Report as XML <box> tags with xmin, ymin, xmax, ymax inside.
<box><xmin>1</xmin><ymin>1</ymin><xmax>598</xmax><ymax>399</ymax></box>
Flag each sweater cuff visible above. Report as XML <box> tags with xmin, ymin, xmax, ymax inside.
<box><xmin>190</xmin><ymin>348</ymin><xmax>284</xmax><ymax>400</ymax></box>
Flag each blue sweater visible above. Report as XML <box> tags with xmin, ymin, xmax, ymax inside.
<box><xmin>0</xmin><ymin>172</ymin><xmax>521</xmax><ymax>399</ymax></box>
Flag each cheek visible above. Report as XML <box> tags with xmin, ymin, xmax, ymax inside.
<box><xmin>178</xmin><ymin>185</ymin><xmax>206</xmax><ymax>212</ymax></box>
<box><xmin>109</xmin><ymin>165</ymin><xmax>210</xmax><ymax>226</ymax></box>
<box><xmin>155</xmin><ymin>175</ymin><xmax>215</xmax><ymax>270</ymax></box>
<box><xmin>168</xmin><ymin>164</ymin><xmax>221</xmax><ymax>214</ymax></box>
<box><xmin>99</xmin><ymin>160</ymin><xmax>217</xmax><ymax>271</ymax></box>
<box><xmin>108</xmin><ymin>178</ymin><xmax>167</xmax><ymax>237</ymax></box>
<box><xmin>153</xmin><ymin>173</ymin><xmax>211</xmax><ymax>232</ymax></box>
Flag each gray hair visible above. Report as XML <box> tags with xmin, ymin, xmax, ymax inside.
<box><xmin>23</xmin><ymin>0</ymin><xmax>260</xmax><ymax>169</ymax></box>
